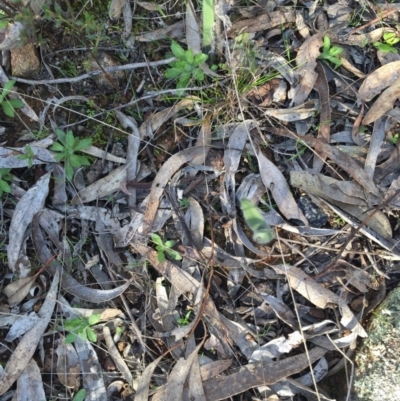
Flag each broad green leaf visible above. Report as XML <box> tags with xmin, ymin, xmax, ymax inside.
<box><xmin>193</xmin><ymin>53</ymin><xmax>208</xmax><ymax>66</ymax></box>
<box><xmin>165</xmin><ymin>68</ymin><xmax>183</xmax><ymax>79</ymax></box>
<box><xmin>65</xmin><ymin>163</ymin><xmax>74</xmax><ymax>180</ymax></box>
<box><xmin>240</xmin><ymin>198</ymin><xmax>274</xmax><ymax>245</ymax></box>
<box><xmin>54</xmin><ymin>153</ymin><xmax>66</xmax><ymax>162</ymax></box>
<box><xmin>7</xmin><ymin>99</ymin><xmax>24</xmax><ymax>108</ymax></box>
<box><xmin>329</xmin><ymin>46</ymin><xmax>343</xmax><ymax>56</ymax></box>
<box><xmin>69</xmin><ymin>154</ymin><xmax>90</xmax><ymax>167</ymax></box>
<box><xmin>193</xmin><ymin>69</ymin><xmax>204</xmax><ymax>81</ymax></box>
<box><xmin>171</xmin><ymin>41</ymin><xmax>186</xmax><ymax>59</ymax></box>
<box><xmin>74</xmin><ymin>137</ymin><xmax>92</xmax><ymax>151</ymax></box>
<box><xmin>65</xmin><ymin>317</ymin><xmax>85</xmax><ymax>331</ymax></box>
<box><xmin>66</xmin><ymin>131</ymin><xmax>75</xmax><ymax>148</ymax></box>
<box><xmin>2</xmin><ymin>80</ymin><xmax>16</xmax><ymax>96</ymax></box>
<box><xmin>80</xmin><ymin>329</ymin><xmax>88</xmax><ymax>341</ymax></box>
<box><xmin>87</xmin><ymin>327</ymin><xmax>97</xmax><ymax>342</ymax></box>
<box><xmin>65</xmin><ymin>332</ymin><xmax>78</xmax><ymax>344</ymax></box>
<box><xmin>2</xmin><ymin>102</ymin><xmax>15</xmax><ymax>117</ymax></box>
<box><xmin>151</xmin><ymin>233</ymin><xmax>164</xmax><ymax>246</ymax></box>
<box><xmin>55</xmin><ymin>128</ymin><xmax>67</xmax><ymax>145</ymax></box>
<box><xmin>165</xmin><ymin>248</ymin><xmax>182</xmax><ymax>261</ymax></box>
<box><xmin>72</xmin><ymin>389</ymin><xmax>87</xmax><ymax>401</ymax></box>
<box><xmin>164</xmin><ymin>240</ymin><xmax>175</xmax><ymax>248</ymax></box>
<box><xmin>177</xmin><ymin>73</ymin><xmax>191</xmax><ymax>89</ymax></box>
<box><xmin>185</xmin><ymin>49</ymin><xmax>194</xmax><ymax>64</ymax></box>
<box><xmin>174</xmin><ymin>60</ymin><xmax>187</xmax><ymax>69</ymax></box>
<box><xmin>323</xmin><ymin>36</ymin><xmax>330</xmax><ymax>52</ymax></box>
<box><xmin>157</xmin><ymin>251</ymin><xmax>165</xmax><ymax>263</ymax></box>
<box><xmin>88</xmin><ymin>313</ymin><xmax>101</xmax><ymax>326</ymax></box>
<box><xmin>0</xmin><ymin>180</ymin><xmax>11</xmax><ymax>194</ymax></box>
<box><xmin>50</xmin><ymin>142</ymin><xmax>65</xmax><ymax>152</ymax></box>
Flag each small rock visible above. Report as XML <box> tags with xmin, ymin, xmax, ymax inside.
<box><xmin>11</xmin><ymin>43</ymin><xmax>40</xmax><ymax>78</ymax></box>
<box><xmin>85</xmin><ymin>52</ymin><xmax>126</xmax><ymax>91</ymax></box>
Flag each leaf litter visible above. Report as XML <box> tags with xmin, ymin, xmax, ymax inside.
<box><xmin>1</xmin><ymin>1</ymin><xmax>400</xmax><ymax>400</ymax></box>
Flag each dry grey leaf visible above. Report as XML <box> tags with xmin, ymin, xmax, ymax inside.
<box><xmin>5</xmin><ymin>312</ymin><xmax>40</xmax><ymax>342</ymax></box>
<box><xmin>135</xmin><ymin>355</ymin><xmax>164</xmax><ymax>401</ymax></box>
<box><xmin>8</xmin><ymin>172</ymin><xmax>51</xmax><ymax>276</ymax></box>
<box><xmin>0</xmin><ymin>269</ymin><xmax>60</xmax><ymax>395</ymax></box>
<box><xmin>74</xmin><ymin>336</ymin><xmax>108</xmax><ymax>401</ymax></box>
<box><xmin>108</xmin><ymin>0</ymin><xmax>128</xmax><ymax>19</ymax></box>
<box><xmin>257</xmin><ymin>150</ymin><xmax>308</xmax><ymax>225</ymax></box>
<box><xmin>186</xmin><ymin>0</ymin><xmax>201</xmax><ymax>53</ymax></box>
<box><xmin>0</xmin><ymin>22</ymin><xmax>24</xmax><ymax>50</ymax></box>
<box><xmin>103</xmin><ymin>325</ymin><xmax>134</xmax><ymax>387</ymax></box>
<box><xmin>15</xmin><ymin>359</ymin><xmax>45</xmax><ymax>401</ymax></box>
<box><xmin>137</xmin><ymin>1</ymin><xmax>166</xmax><ymax>11</ymax></box>
<box><xmin>56</xmin><ymin>341</ymin><xmax>81</xmax><ymax>389</ymax></box>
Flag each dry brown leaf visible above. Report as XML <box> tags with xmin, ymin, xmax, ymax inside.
<box><xmin>358</xmin><ymin>60</ymin><xmax>400</xmax><ymax>102</ymax></box>
<box><xmin>0</xmin><ymin>269</ymin><xmax>60</xmax><ymax>395</ymax></box>
<box><xmin>56</xmin><ymin>342</ymin><xmax>81</xmax><ymax>389</ymax></box>
<box><xmin>142</xmin><ymin>146</ymin><xmax>211</xmax><ymax>235</ymax></box>
<box><xmin>293</xmin><ymin>33</ymin><xmax>323</xmax><ymax>105</ymax></box>
<box><xmin>363</xmin><ymin>77</ymin><xmax>400</xmax><ymax>124</ymax></box>
<box><xmin>227</xmin><ymin>10</ymin><xmax>296</xmax><ymax>37</ymax></box>
<box><xmin>202</xmin><ymin>347</ymin><xmax>326</xmax><ymax>400</ymax></box>
<box><xmin>257</xmin><ymin>150</ymin><xmax>308</xmax><ymax>225</ymax></box>
<box><xmin>3</xmin><ymin>276</ymin><xmax>35</xmax><ymax>307</ymax></box>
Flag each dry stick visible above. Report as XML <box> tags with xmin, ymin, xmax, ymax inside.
<box><xmin>10</xmin><ymin>57</ymin><xmax>176</xmax><ymax>85</ymax></box>
<box><xmin>315</xmin><ymin>188</ymin><xmax>400</xmax><ymax>278</ymax></box>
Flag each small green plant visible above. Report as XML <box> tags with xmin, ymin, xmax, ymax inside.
<box><xmin>318</xmin><ymin>36</ymin><xmax>343</xmax><ymax>68</ymax></box>
<box><xmin>373</xmin><ymin>32</ymin><xmax>400</xmax><ymax>53</ymax></box>
<box><xmin>388</xmin><ymin>132</ymin><xmax>400</xmax><ymax>145</ymax></box>
<box><xmin>179</xmin><ymin>197</ymin><xmax>190</xmax><ymax>208</ymax></box>
<box><xmin>50</xmin><ymin>129</ymin><xmax>92</xmax><ymax>180</ymax></box>
<box><xmin>151</xmin><ymin>233</ymin><xmax>182</xmax><ymax>263</ymax></box>
<box><xmin>63</xmin><ymin>313</ymin><xmax>101</xmax><ymax>344</ymax></box>
<box><xmin>0</xmin><ymin>168</ymin><xmax>13</xmax><ymax>197</ymax></box>
<box><xmin>288</xmin><ymin>140</ymin><xmax>308</xmax><ymax>161</ymax></box>
<box><xmin>18</xmin><ymin>145</ymin><xmax>35</xmax><ymax>167</ymax></box>
<box><xmin>240</xmin><ymin>198</ymin><xmax>275</xmax><ymax>245</ymax></box>
<box><xmin>164</xmin><ymin>41</ymin><xmax>208</xmax><ymax>94</ymax></box>
<box><xmin>177</xmin><ymin>310</ymin><xmax>192</xmax><ymax>326</ymax></box>
<box><xmin>0</xmin><ymin>80</ymin><xmax>24</xmax><ymax>118</ymax></box>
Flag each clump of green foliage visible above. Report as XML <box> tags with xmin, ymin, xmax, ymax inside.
<box><xmin>374</xmin><ymin>32</ymin><xmax>400</xmax><ymax>53</ymax></box>
<box><xmin>151</xmin><ymin>233</ymin><xmax>182</xmax><ymax>263</ymax></box>
<box><xmin>64</xmin><ymin>313</ymin><xmax>101</xmax><ymax>344</ymax></box>
<box><xmin>0</xmin><ymin>80</ymin><xmax>24</xmax><ymax>118</ymax></box>
<box><xmin>318</xmin><ymin>36</ymin><xmax>343</xmax><ymax>68</ymax></box>
<box><xmin>164</xmin><ymin>41</ymin><xmax>208</xmax><ymax>94</ymax></box>
<box><xmin>50</xmin><ymin>129</ymin><xmax>92</xmax><ymax>180</ymax></box>
<box><xmin>0</xmin><ymin>168</ymin><xmax>13</xmax><ymax>197</ymax></box>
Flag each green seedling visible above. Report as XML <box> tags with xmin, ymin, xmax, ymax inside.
<box><xmin>0</xmin><ymin>168</ymin><xmax>13</xmax><ymax>198</ymax></box>
<box><xmin>50</xmin><ymin>129</ymin><xmax>92</xmax><ymax>180</ymax></box>
<box><xmin>389</xmin><ymin>133</ymin><xmax>400</xmax><ymax>145</ymax></box>
<box><xmin>177</xmin><ymin>310</ymin><xmax>192</xmax><ymax>326</ymax></box>
<box><xmin>72</xmin><ymin>389</ymin><xmax>86</xmax><ymax>401</ymax></box>
<box><xmin>240</xmin><ymin>198</ymin><xmax>275</xmax><ymax>245</ymax></box>
<box><xmin>164</xmin><ymin>41</ymin><xmax>208</xmax><ymax>95</ymax></box>
<box><xmin>318</xmin><ymin>36</ymin><xmax>343</xmax><ymax>68</ymax></box>
<box><xmin>374</xmin><ymin>32</ymin><xmax>400</xmax><ymax>53</ymax></box>
<box><xmin>179</xmin><ymin>197</ymin><xmax>190</xmax><ymax>208</ymax></box>
<box><xmin>18</xmin><ymin>145</ymin><xmax>35</xmax><ymax>167</ymax></box>
<box><xmin>0</xmin><ymin>80</ymin><xmax>24</xmax><ymax>118</ymax></box>
<box><xmin>63</xmin><ymin>313</ymin><xmax>101</xmax><ymax>344</ymax></box>
<box><xmin>151</xmin><ymin>233</ymin><xmax>182</xmax><ymax>263</ymax></box>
